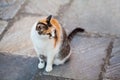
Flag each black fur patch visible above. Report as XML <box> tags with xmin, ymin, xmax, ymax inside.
<box><xmin>39</xmin><ymin>55</ymin><xmax>46</xmax><ymax>61</ymax></box>
<box><xmin>68</xmin><ymin>27</ymin><xmax>85</xmax><ymax>41</ymax></box>
<box><xmin>46</xmin><ymin>15</ymin><xmax>52</xmax><ymax>27</ymax></box>
<box><xmin>58</xmin><ymin>28</ymin><xmax>70</xmax><ymax>60</ymax></box>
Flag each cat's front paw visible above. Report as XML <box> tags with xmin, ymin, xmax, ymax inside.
<box><xmin>38</xmin><ymin>62</ymin><xmax>45</xmax><ymax>69</ymax></box>
<box><xmin>45</xmin><ymin>66</ymin><xmax>53</xmax><ymax>72</ymax></box>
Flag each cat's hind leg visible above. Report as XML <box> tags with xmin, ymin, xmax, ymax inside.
<box><xmin>54</xmin><ymin>52</ymin><xmax>71</xmax><ymax>65</ymax></box>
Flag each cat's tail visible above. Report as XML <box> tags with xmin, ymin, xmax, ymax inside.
<box><xmin>68</xmin><ymin>27</ymin><xmax>85</xmax><ymax>42</ymax></box>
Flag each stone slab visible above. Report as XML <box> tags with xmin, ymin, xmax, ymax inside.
<box><xmin>0</xmin><ymin>16</ymin><xmax>40</xmax><ymax>57</ymax></box>
<box><xmin>42</xmin><ymin>36</ymin><xmax>111</xmax><ymax>80</ymax></box>
<box><xmin>0</xmin><ymin>53</ymin><xmax>38</xmax><ymax>80</ymax></box>
<box><xmin>0</xmin><ymin>20</ymin><xmax>8</xmax><ymax>36</ymax></box>
<box><xmin>60</xmin><ymin>0</ymin><xmax>120</xmax><ymax>36</ymax></box>
<box><xmin>104</xmin><ymin>39</ymin><xmax>120</xmax><ymax>80</ymax></box>
<box><xmin>21</xmin><ymin>0</ymin><xmax>70</xmax><ymax>16</ymax></box>
<box><xmin>0</xmin><ymin>0</ymin><xmax>25</xmax><ymax>20</ymax></box>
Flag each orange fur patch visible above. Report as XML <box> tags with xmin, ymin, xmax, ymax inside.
<box><xmin>51</xmin><ymin>19</ymin><xmax>61</xmax><ymax>48</ymax></box>
<box><xmin>39</xmin><ymin>19</ymin><xmax>47</xmax><ymax>24</ymax></box>
<box><xmin>39</xmin><ymin>18</ymin><xmax>61</xmax><ymax>48</ymax></box>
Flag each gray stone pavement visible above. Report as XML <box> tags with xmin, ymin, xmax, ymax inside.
<box><xmin>0</xmin><ymin>52</ymin><xmax>38</xmax><ymax>80</ymax></box>
<box><xmin>60</xmin><ymin>0</ymin><xmax>120</xmax><ymax>37</ymax></box>
<box><xmin>0</xmin><ymin>0</ymin><xmax>120</xmax><ymax>80</ymax></box>
<box><xmin>0</xmin><ymin>0</ymin><xmax>25</xmax><ymax>20</ymax></box>
<box><xmin>103</xmin><ymin>39</ymin><xmax>120</xmax><ymax>80</ymax></box>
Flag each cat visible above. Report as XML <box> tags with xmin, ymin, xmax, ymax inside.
<box><xmin>31</xmin><ymin>15</ymin><xmax>85</xmax><ymax>72</ymax></box>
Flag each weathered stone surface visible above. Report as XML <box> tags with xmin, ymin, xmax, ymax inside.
<box><xmin>0</xmin><ymin>53</ymin><xmax>38</xmax><ymax>80</ymax></box>
<box><xmin>0</xmin><ymin>0</ymin><xmax>25</xmax><ymax>20</ymax></box>
<box><xmin>0</xmin><ymin>16</ymin><xmax>40</xmax><ymax>57</ymax></box>
<box><xmin>22</xmin><ymin>0</ymin><xmax>70</xmax><ymax>16</ymax></box>
<box><xmin>43</xmin><ymin>36</ymin><xmax>111</xmax><ymax>80</ymax></box>
<box><xmin>60</xmin><ymin>0</ymin><xmax>120</xmax><ymax>36</ymax></box>
<box><xmin>104</xmin><ymin>39</ymin><xmax>120</xmax><ymax>80</ymax></box>
<box><xmin>34</xmin><ymin>75</ymin><xmax>73</xmax><ymax>80</ymax></box>
<box><xmin>0</xmin><ymin>20</ymin><xmax>8</xmax><ymax>36</ymax></box>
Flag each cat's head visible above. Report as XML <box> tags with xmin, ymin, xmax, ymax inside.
<box><xmin>36</xmin><ymin>15</ymin><xmax>57</xmax><ymax>39</ymax></box>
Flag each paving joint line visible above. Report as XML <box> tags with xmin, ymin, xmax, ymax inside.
<box><xmin>32</xmin><ymin>72</ymin><xmax>74</xmax><ymax>80</ymax></box>
<box><xmin>56</xmin><ymin>0</ymin><xmax>73</xmax><ymax>20</ymax></box>
<box><xmin>77</xmin><ymin>31</ymin><xmax>120</xmax><ymax>39</ymax></box>
<box><xmin>15</xmin><ymin>0</ymin><xmax>43</xmax><ymax>18</ymax></box>
<box><xmin>0</xmin><ymin>19</ymin><xmax>14</xmax><ymax>41</ymax></box>
<box><xmin>0</xmin><ymin>11</ymin><xmax>25</xmax><ymax>41</ymax></box>
<box><xmin>16</xmin><ymin>0</ymin><xmax>74</xmax><ymax>19</ymax></box>
<box><xmin>98</xmin><ymin>39</ymin><xmax>114</xmax><ymax>80</ymax></box>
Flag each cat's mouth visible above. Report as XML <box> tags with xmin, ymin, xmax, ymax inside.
<box><xmin>47</xmin><ymin>33</ymin><xmax>52</xmax><ymax>37</ymax></box>
<box><xmin>47</xmin><ymin>33</ymin><xmax>55</xmax><ymax>39</ymax></box>
<box><xmin>38</xmin><ymin>31</ymin><xmax>53</xmax><ymax>39</ymax></box>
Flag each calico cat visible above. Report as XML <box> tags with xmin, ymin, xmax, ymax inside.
<box><xmin>31</xmin><ymin>15</ymin><xmax>84</xmax><ymax>72</ymax></box>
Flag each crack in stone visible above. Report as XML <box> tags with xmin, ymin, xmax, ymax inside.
<box><xmin>77</xmin><ymin>32</ymin><xmax>120</xmax><ymax>39</ymax></box>
<box><xmin>33</xmin><ymin>74</ymin><xmax>74</xmax><ymax>80</ymax></box>
<box><xmin>15</xmin><ymin>0</ymin><xmax>42</xmax><ymax>18</ymax></box>
<box><xmin>0</xmin><ymin>20</ymin><xmax>12</xmax><ymax>41</ymax></box>
<box><xmin>0</xmin><ymin>16</ymin><xmax>21</xmax><ymax>41</ymax></box>
<box><xmin>19</xmin><ymin>12</ymin><xmax>42</xmax><ymax>17</ymax></box>
<box><xmin>98</xmin><ymin>39</ymin><xmax>114</xmax><ymax>80</ymax></box>
<box><xmin>56</xmin><ymin>0</ymin><xmax>73</xmax><ymax>20</ymax></box>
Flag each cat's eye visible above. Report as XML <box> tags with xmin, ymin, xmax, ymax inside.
<box><xmin>37</xmin><ymin>22</ymin><xmax>48</xmax><ymax>29</ymax></box>
<box><xmin>37</xmin><ymin>24</ymin><xmax>44</xmax><ymax>28</ymax></box>
<box><xmin>37</xmin><ymin>24</ymin><xmax>41</xmax><ymax>29</ymax></box>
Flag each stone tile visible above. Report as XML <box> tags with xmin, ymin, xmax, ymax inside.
<box><xmin>22</xmin><ymin>0</ymin><xmax>70</xmax><ymax>16</ymax></box>
<box><xmin>43</xmin><ymin>36</ymin><xmax>111</xmax><ymax>80</ymax></box>
<box><xmin>0</xmin><ymin>16</ymin><xmax>40</xmax><ymax>57</ymax></box>
<box><xmin>0</xmin><ymin>0</ymin><xmax>25</xmax><ymax>20</ymax></box>
<box><xmin>104</xmin><ymin>39</ymin><xmax>120</xmax><ymax>80</ymax></box>
<box><xmin>60</xmin><ymin>0</ymin><xmax>120</xmax><ymax>36</ymax></box>
<box><xmin>0</xmin><ymin>53</ymin><xmax>38</xmax><ymax>80</ymax></box>
<box><xmin>0</xmin><ymin>20</ymin><xmax>8</xmax><ymax>36</ymax></box>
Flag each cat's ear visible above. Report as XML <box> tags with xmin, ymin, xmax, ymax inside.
<box><xmin>46</xmin><ymin>15</ymin><xmax>52</xmax><ymax>26</ymax></box>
